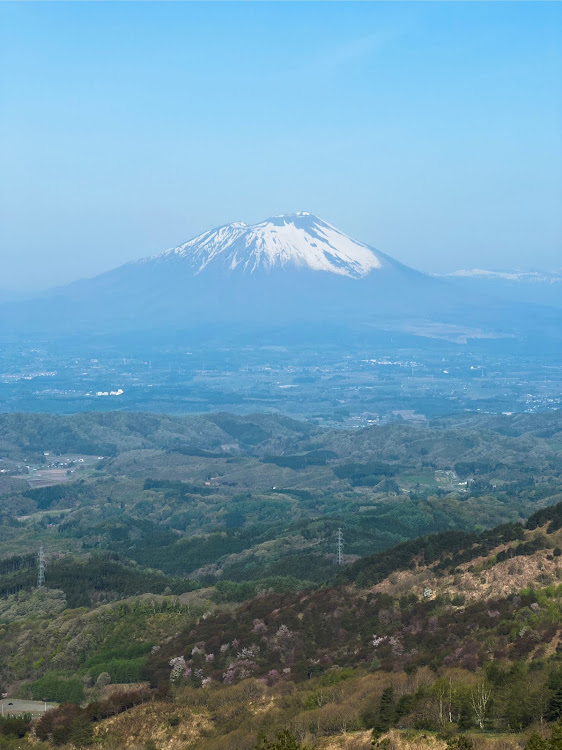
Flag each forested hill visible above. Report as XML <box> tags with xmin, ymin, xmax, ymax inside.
<box><xmin>1</xmin><ymin>409</ymin><xmax>561</xmax><ymax>598</ymax></box>
<box><xmin>0</xmin><ymin>409</ymin><xmax>561</xmax><ymax>463</ymax></box>
<box><xmin>0</xmin><ymin>411</ymin><xmax>314</xmax><ymax>459</ymax></box>
<box><xmin>1</xmin><ymin>502</ymin><xmax>562</xmax><ymax>749</ymax></box>
<box><xmin>141</xmin><ymin>501</ymin><xmax>562</xmax><ymax>685</ymax></box>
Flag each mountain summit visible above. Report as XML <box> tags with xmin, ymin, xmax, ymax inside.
<box><xmin>146</xmin><ymin>213</ymin><xmax>384</xmax><ymax>279</ymax></box>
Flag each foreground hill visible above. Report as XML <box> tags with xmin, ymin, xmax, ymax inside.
<box><xmin>1</xmin><ymin>502</ymin><xmax>562</xmax><ymax>749</ymax></box>
<box><xmin>143</xmin><ymin>502</ymin><xmax>562</xmax><ymax>688</ymax></box>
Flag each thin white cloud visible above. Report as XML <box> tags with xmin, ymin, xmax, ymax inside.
<box><xmin>304</xmin><ymin>28</ymin><xmax>402</xmax><ymax>76</ymax></box>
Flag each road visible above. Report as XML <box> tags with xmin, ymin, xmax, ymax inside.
<box><xmin>0</xmin><ymin>698</ymin><xmax>57</xmax><ymax>717</ymax></box>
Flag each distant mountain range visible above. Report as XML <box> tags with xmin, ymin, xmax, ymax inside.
<box><xmin>441</xmin><ymin>268</ymin><xmax>562</xmax><ymax>309</ymax></box>
<box><xmin>1</xmin><ymin>213</ymin><xmax>560</xmax><ymax>347</ymax></box>
<box><xmin>447</xmin><ymin>269</ymin><xmax>561</xmax><ymax>282</ymax></box>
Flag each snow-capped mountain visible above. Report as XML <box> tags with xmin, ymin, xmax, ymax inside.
<box><xmin>445</xmin><ymin>268</ymin><xmax>562</xmax><ymax>283</ymax></box>
<box><xmin>146</xmin><ymin>212</ymin><xmax>385</xmax><ymax>278</ymax></box>
<box><xmin>442</xmin><ymin>268</ymin><xmax>562</xmax><ymax>309</ymax></box>
<box><xmin>1</xmin><ymin>213</ymin><xmax>560</xmax><ymax>344</ymax></box>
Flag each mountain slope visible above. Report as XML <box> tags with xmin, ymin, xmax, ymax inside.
<box><xmin>140</xmin><ymin>501</ymin><xmax>562</xmax><ymax>685</ymax></box>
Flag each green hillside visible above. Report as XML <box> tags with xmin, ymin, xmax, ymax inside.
<box><xmin>1</xmin><ymin>411</ymin><xmax>562</xmax><ymax>749</ymax></box>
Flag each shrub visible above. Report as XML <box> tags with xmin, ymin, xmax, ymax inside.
<box><xmin>0</xmin><ymin>716</ymin><xmax>30</xmax><ymax>738</ymax></box>
<box><xmin>30</xmin><ymin>672</ymin><xmax>85</xmax><ymax>704</ymax></box>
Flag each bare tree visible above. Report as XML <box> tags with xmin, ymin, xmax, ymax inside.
<box><xmin>471</xmin><ymin>681</ymin><xmax>492</xmax><ymax>730</ymax></box>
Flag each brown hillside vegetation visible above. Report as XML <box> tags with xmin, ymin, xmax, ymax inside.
<box><xmin>95</xmin><ymin>700</ymin><xmax>211</xmax><ymax>749</ymax></box>
<box><xmin>88</xmin><ymin>668</ymin><xmax>547</xmax><ymax>750</ymax></box>
<box><xmin>320</xmin><ymin>730</ymin><xmax>525</xmax><ymax>750</ymax></box>
<box><xmin>7</xmin><ymin>502</ymin><xmax>562</xmax><ymax>749</ymax></box>
<box><xmin>372</xmin><ymin>526</ymin><xmax>562</xmax><ymax>604</ymax></box>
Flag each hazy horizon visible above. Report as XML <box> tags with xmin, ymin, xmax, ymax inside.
<box><xmin>1</xmin><ymin>1</ymin><xmax>561</xmax><ymax>291</ymax></box>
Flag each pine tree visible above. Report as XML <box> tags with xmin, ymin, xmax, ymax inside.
<box><xmin>68</xmin><ymin>718</ymin><xmax>93</xmax><ymax>748</ymax></box>
<box><xmin>447</xmin><ymin>737</ymin><xmax>474</xmax><ymax>750</ymax></box>
<box><xmin>257</xmin><ymin>730</ymin><xmax>308</xmax><ymax>750</ymax></box>
<box><xmin>526</xmin><ymin>734</ymin><xmax>547</xmax><ymax>750</ymax></box>
<box><xmin>458</xmin><ymin>699</ymin><xmax>473</xmax><ymax>731</ymax></box>
<box><xmin>550</xmin><ymin>719</ymin><xmax>562</xmax><ymax>750</ymax></box>
<box><xmin>548</xmin><ymin>669</ymin><xmax>562</xmax><ymax>720</ymax></box>
<box><xmin>375</xmin><ymin>686</ymin><xmax>395</xmax><ymax>733</ymax></box>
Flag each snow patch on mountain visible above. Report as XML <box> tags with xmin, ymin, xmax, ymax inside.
<box><xmin>146</xmin><ymin>213</ymin><xmax>383</xmax><ymax>278</ymax></box>
<box><xmin>445</xmin><ymin>269</ymin><xmax>562</xmax><ymax>284</ymax></box>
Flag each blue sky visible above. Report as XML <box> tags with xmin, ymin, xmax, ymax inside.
<box><xmin>1</xmin><ymin>1</ymin><xmax>561</xmax><ymax>290</ymax></box>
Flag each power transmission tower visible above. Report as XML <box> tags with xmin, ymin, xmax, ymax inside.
<box><xmin>336</xmin><ymin>528</ymin><xmax>344</xmax><ymax>566</ymax></box>
<box><xmin>37</xmin><ymin>546</ymin><xmax>46</xmax><ymax>588</ymax></box>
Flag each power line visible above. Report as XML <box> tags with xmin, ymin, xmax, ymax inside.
<box><xmin>37</xmin><ymin>546</ymin><xmax>46</xmax><ymax>588</ymax></box>
<box><xmin>336</xmin><ymin>528</ymin><xmax>344</xmax><ymax>566</ymax></box>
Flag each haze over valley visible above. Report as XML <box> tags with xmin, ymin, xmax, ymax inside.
<box><xmin>1</xmin><ymin>212</ymin><xmax>560</xmax><ymax>420</ymax></box>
